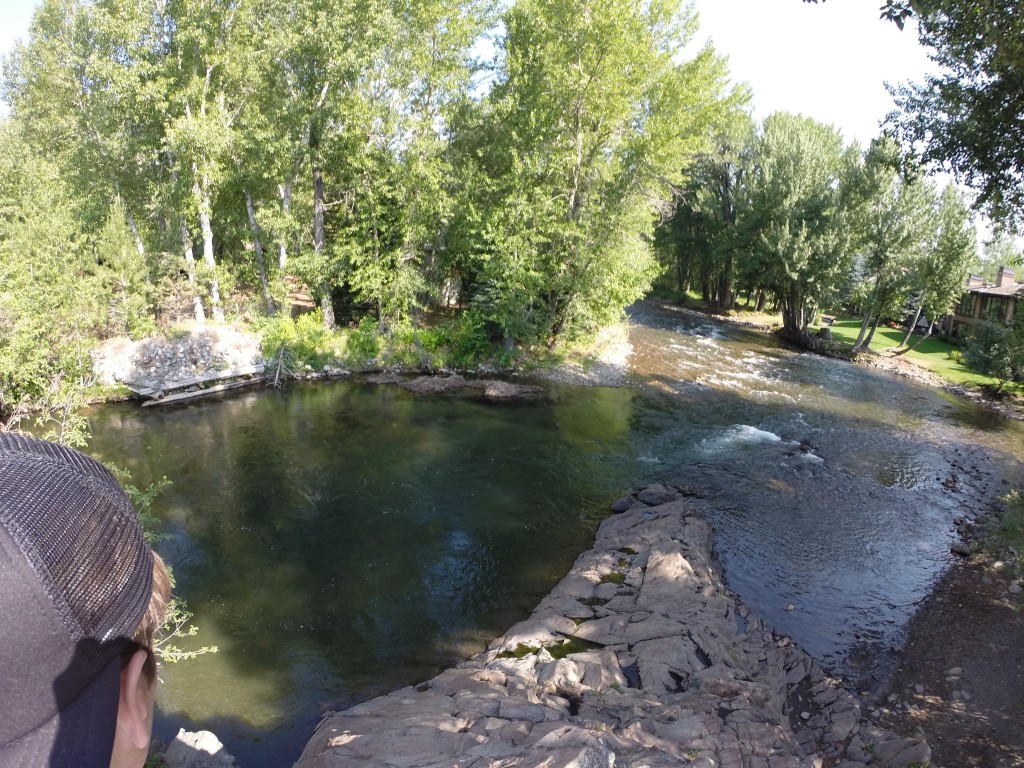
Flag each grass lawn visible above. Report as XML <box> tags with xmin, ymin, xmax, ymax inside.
<box><xmin>817</xmin><ymin>317</ymin><xmax>1007</xmax><ymax>389</ymax></box>
<box><xmin>650</xmin><ymin>288</ymin><xmax>1020</xmax><ymax>397</ymax></box>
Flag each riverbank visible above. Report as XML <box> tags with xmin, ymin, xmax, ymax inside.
<box><xmin>872</xmin><ymin>554</ymin><xmax>1024</xmax><ymax>768</ymax></box>
<box><xmin>646</xmin><ymin>298</ymin><xmax>1024</xmax><ymax>422</ymax></box>
<box><xmin>296</xmin><ymin>484</ymin><xmax>930</xmax><ymax>768</ymax></box>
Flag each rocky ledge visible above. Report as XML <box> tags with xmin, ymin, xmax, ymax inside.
<box><xmin>93</xmin><ymin>326</ymin><xmax>264</xmax><ymax>394</ymax></box>
<box><xmin>368</xmin><ymin>373</ymin><xmax>546</xmax><ymax>400</ymax></box>
<box><xmin>295</xmin><ymin>484</ymin><xmax>929</xmax><ymax>768</ymax></box>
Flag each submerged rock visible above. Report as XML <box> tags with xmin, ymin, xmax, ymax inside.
<box><xmin>295</xmin><ymin>484</ymin><xmax>928</xmax><ymax>768</ymax></box>
<box><xmin>163</xmin><ymin>729</ymin><xmax>238</xmax><ymax>768</ymax></box>
<box><xmin>395</xmin><ymin>374</ymin><xmax>546</xmax><ymax>400</ymax></box>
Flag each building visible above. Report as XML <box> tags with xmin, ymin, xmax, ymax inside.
<box><xmin>950</xmin><ymin>266</ymin><xmax>1024</xmax><ymax>336</ymax></box>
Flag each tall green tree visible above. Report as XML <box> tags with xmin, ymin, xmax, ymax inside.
<box><xmin>736</xmin><ymin>112</ymin><xmax>851</xmax><ymax>345</ymax></box>
<box><xmin>897</xmin><ymin>183</ymin><xmax>976</xmax><ymax>350</ymax></box>
<box><xmin>658</xmin><ymin>110</ymin><xmax>755</xmax><ymax>308</ymax></box>
<box><xmin>0</xmin><ymin>120</ymin><xmax>94</xmax><ymax>437</ymax></box>
<box><xmin>884</xmin><ymin>1</ymin><xmax>1024</xmax><ymax>229</ymax></box>
<box><xmin>449</xmin><ymin>0</ymin><xmax>736</xmax><ymax>346</ymax></box>
<box><xmin>845</xmin><ymin>136</ymin><xmax>936</xmax><ymax>352</ymax></box>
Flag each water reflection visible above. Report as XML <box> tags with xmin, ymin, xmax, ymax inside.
<box><xmin>88</xmin><ymin>383</ymin><xmax>639</xmax><ymax>766</ymax></box>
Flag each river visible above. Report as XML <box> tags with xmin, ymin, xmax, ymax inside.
<box><xmin>85</xmin><ymin>301</ymin><xmax>1024</xmax><ymax>766</ymax></box>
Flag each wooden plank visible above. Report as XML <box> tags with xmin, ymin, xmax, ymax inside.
<box><xmin>142</xmin><ymin>378</ymin><xmax>261</xmax><ymax>407</ymax></box>
<box><xmin>131</xmin><ymin>364</ymin><xmax>265</xmax><ymax>397</ymax></box>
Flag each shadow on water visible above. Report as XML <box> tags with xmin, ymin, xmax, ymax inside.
<box><xmin>89</xmin><ymin>383</ymin><xmax>647</xmax><ymax>766</ymax></box>
<box><xmin>86</xmin><ymin>302</ymin><xmax>1024</xmax><ymax>765</ymax></box>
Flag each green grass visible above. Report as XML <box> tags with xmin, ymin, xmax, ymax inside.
<box><xmin>815</xmin><ymin>317</ymin><xmax>1010</xmax><ymax>389</ymax></box>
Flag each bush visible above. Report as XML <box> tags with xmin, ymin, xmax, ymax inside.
<box><xmin>256</xmin><ymin>310</ymin><xmax>340</xmax><ymax>369</ymax></box>
<box><xmin>346</xmin><ymin>315</ymin><xmax>380</xmax><ymax>364</ymax></box>
<box><xmin>962</xmin><ymin>320</ymin><xmax>1024</xmax><ymax>390</ymax></box>
<box><xmin>446</xmin><ymin>309</ymin><xmax>493</xmax><ymax>366</ymax></box>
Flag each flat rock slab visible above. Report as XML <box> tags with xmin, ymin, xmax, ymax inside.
<box><xmin>295</xmin><ymin>485</ymin><xmax>929</xmax><ymax>768</ymax></box>
<box><xmin>367</xmin><ymin>373</ymin><xmax>545</xmax><ymax>400</ymax></box>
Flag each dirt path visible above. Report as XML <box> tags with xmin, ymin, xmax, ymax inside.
<box><xmin>872</xmin><ymin>557</ymin><xmax>1024</xmax><ymax>768</ymax></box>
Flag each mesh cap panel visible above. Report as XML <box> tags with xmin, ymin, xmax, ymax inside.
<box><xmin>0</xmin><ymin>434</ymin><xmax>153</xmax><ymax>644</ymax></box>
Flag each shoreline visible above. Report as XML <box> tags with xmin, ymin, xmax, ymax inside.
<box><xmin>294</xmin><ymin>485</ymin><xmax>930</xmax><ymax>768</ymax></box>
<box><xmin>646</xmin><ymin>298</ymin><xmax>1024</xmax><ymax>422</ymax></box>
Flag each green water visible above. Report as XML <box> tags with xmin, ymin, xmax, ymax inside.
<box><xmin>86</xmin><ymin>381</ymin><xmax>643</xmax><ymax>766</ymax></box>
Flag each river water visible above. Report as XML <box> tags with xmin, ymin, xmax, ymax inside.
<box><xmin>85</xmin><ymin>302</ymin><xmax>1024</xmax><ymax>766</ymax></box>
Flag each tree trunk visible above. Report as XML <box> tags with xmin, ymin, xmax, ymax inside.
<box><xmin>902</xmin><ymin>319</ymin><xmax>935</xmax><ymax>354</ymax></box>
<box><xmin>864</xmin><ymin>314</ymin><xmax>882</xmax><ymax>348</ymax></box>
<box><xmin>125</xmin><ymin>206</ymin><xmax>146</xmax><ymax>257</ymax></box>
<box><xmin>277</xmin><ymin>179</ymin><xmax>293</xmax><ymax>270</ymax></box>
<box><xmin>755</xmin><ymin>291</ymin><xmax>766</xmax><ymax>312</ymax></box>
<box><xmin>180</xmin><ymin>220</ymin><xmax>206</xmax><ymax>325</ymax></box>
<box><xmin>312</xmin><ymin>162</ymin><xmax>336</xmax><ymax>330</ymax></box>
<box><xmin>113</xmin><ymin>182</ymin><xmax>146</xmax><ymax>257</ymax></box>
<box><xmin>193</xmin><ymin>171</ymin><xmax>224</xmax><ymax>322</ymax></box>
<box><xmin>245</xmin><ymin>190</ymin><xmax>276</xmax><ymax>315</ymax></box>
<box><xmin>852</xmin><ymin>275</ymin><xmax>883</xmax><ymax>352</ymax></box>
<box><xmin>717</xmin><ymin>255</ymin><xmax>734</xmax><ymax>310</ymax></box>
<box><xmin>780</xmin><ymin>285</ymin><xmax>812</xmax><ymax>346</ymax></box>
<box><xmin>899</xmin><ymin>304</ymin><xmax>923</xmax><ymax>348</ymax></box>
<box><xmin>852</xmin><ymin>312</ymin><xmax>873</xmax><ymax>351</ymax></box>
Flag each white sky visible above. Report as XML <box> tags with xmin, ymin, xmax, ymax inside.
<box><xmin>689</xmin><ymin>0</ymin><xmax>938</xmax><ymax>147</ymax></box>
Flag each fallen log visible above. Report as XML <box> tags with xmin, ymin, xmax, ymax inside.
<box><xmin>131</xmin><ymin>364</ymin><xmax>265</xmax><ymax>398</ymax></box>
<box><xmin>141</xmin><ymin>377</ymin><xmax>261</xmax><ymax>407</ymax></box>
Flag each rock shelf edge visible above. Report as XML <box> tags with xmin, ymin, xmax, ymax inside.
<box><xmin>294</xmin><ymin>484</ymin><xmax>930</xmax><ymax>768</ymax></box>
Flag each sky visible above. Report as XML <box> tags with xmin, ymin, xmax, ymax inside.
<box><xmin>0</xmin><ymin>0</ymin><xmax>938</xmax><ymax>141</ymax></box>
<box><xmin>689</xmin><ymin>0</ymin><xmax>938</xmax><ymax>147</ymax></box>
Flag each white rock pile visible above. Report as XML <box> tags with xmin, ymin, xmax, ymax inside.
<box><xmin>92</xmin><ymin>326</ymin><xmax>263</xmax><ymax>392</ymax></box>
<box><xmin>296</xmin><ymin>484</ymin><xmax>930</xmax><ymax>768</ymax></box>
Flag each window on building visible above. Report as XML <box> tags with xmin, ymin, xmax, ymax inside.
<box><xmin>983</xmin><ymin>297</ymin><xmax>1007</xmax><ymax>322</ymax></box>
<box><xmin>957</xmin><ymin>293</ymin><xmax>975</xmax><ymax>315</ymax></box>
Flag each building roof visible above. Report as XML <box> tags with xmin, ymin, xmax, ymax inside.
<box><xmin>971</xmin><ymin>282</ymin><xmax>1024</xmax><ymax>298</ymax></box>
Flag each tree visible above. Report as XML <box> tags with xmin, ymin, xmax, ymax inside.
<box><xmin>844</xmin><ymin>136</ymin><xmax>936</xmax><ymax>352</ymax></box>
<box><xmin>658</xmin><ymin>110</ymin><xmax>756</xmax><ymax>308</ymax></box>
<box><xmin>884</xmin><ymin>1</ymin><xmax>1024</xmax><ymax>229</ymax></box>
<box><xmin>448</xmin><ymin>0</ymin><xmax>737</xmax><ymax>346</ymax></box>
<box><xmin>736</xmin><ymin>112</ymin><xmax>851</xmax><ymax>346</ymax></box>
<box><xmin>963</xmin><ymin>316</ymin><xmax>1024</xmax><ymax>392</ymax></box>
<box><xmin>897</xmin><ymin>183</ymin><xmax>976</xmax><ymax>351</ymax></box>
<box><xmin>0</xmin><ymin>120</ymin><xmax>95</xmax><ymax>438</ymax></box>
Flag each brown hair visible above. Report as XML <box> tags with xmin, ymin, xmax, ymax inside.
<box><xmin>125</xmin><ymin>552</ymin><xmax>172</xmax><ymax>679</ymax></box>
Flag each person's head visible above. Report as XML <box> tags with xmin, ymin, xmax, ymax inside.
<box><xmin>0</xmin><ymin>433</ymin><xmax>171</xmax><ymax>768</ymax></box>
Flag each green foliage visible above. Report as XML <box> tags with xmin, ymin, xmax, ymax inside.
<box><xmin>844</xmin><ymin>136</ymin><xmax>937</xmax><ymax>351</ymax></box>
<box><xmin>441</xmin><ymin>309</ymin><xmax>493</xmax><ymax>367</ymax></box>
<box><xmin>0</xmin><ymin>121</ymin><xmax>96</xmax><ymax>428</ymax></box>
<box><xmin>887</xmin><ymin>0</ymin><xmax>1024</xmax><ymax>228</ymax></box>
<box><xmin>990</xmin><ymin>490</ymin><xmax>1024</xmax><ymax>557</ymax></box>
<box><xmin>963</xmin><ymin>319</ymin><xmax>1024</xmax><ymax>391</ymax></box>
<box><xmin>737</xmin><ymin>113</ymin><xmax>851</xmax><ymax>342</ymax></box>
<box><xmin>256</xmin><ymin>310</ymin><xmax>342</xmax><ymax>369</ymax></box>
<box><xmin>656</xmin><ymin>110</ymin><xmax>755</xmax><ymax>308</ymax></box>
<box><xmin>445</xmin><ymin>0</ymin><xmax>738</xmax><ymax>345</ymax></box>
<box><xmin>103</xmin><ymin>467</ymin><xmax>218</xmax><ymax>664</ymax></box>
<box><xmin>91</xmin><ymin>199</ymin><xmax>157</xmax><ymax>339</ymax></box>
<box><xmin>346</xmin><ymin>315</ymin><xmax>381</xmax><ymax>364</ymax></box>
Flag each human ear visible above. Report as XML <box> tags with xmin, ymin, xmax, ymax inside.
<box><xmin>116</xmin><ymin>648</ymin><xmax>155</xmax><ymax>751</ymax></box>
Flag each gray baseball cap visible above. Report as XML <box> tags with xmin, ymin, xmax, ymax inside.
<box><xmin>0</xmin><ymin>433</ymin><xmax>154</xmax><ymax>767</ymax></box>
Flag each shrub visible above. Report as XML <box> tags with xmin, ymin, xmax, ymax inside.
<box><xmin>962</xmin><ymin>320</ymin><xmax>1024</xmax><ymax>391</ymax></box>
<box><xmin>346</xmin><ymin>315</ymin><xmax>380</xmax><ymax>364</ymax></box>
<box><xmin>257</xmin><ymin>310</ymin><xmax>339</xmax><ymax>369</ymax></box>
